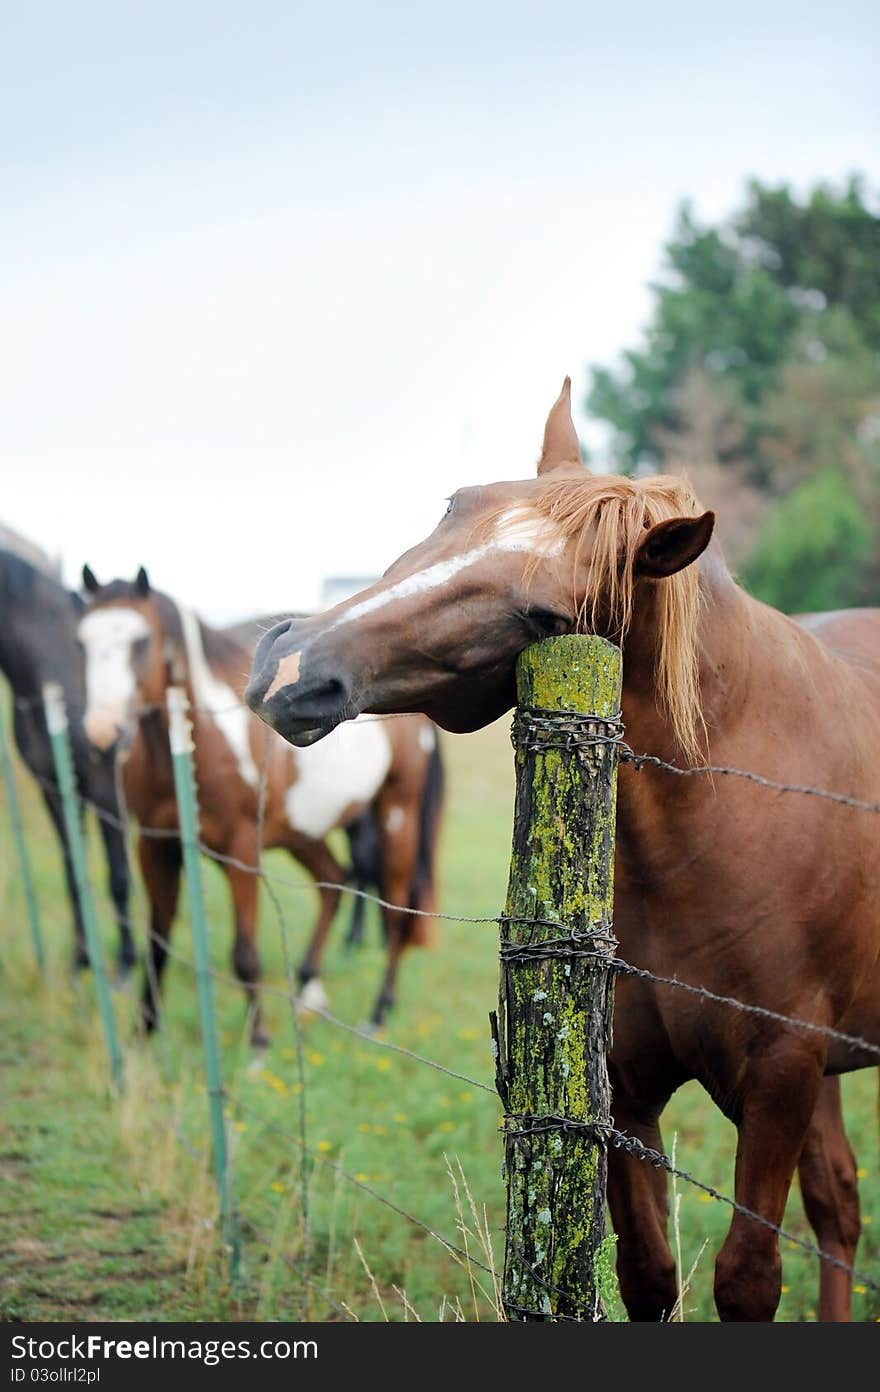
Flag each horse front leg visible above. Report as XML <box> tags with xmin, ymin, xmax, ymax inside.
<box><xmin>367</xmin><ymin>791</ymin><xmax>421</xmax><ymax>1031</ymax></box>
<box><xmin>96</xmin><ymin>811</ymin><xmax>136</xmax><ymax>979</ymax></box>
<box><xmin>367</xmin><ymin>915</ymin><xmax>406</xmax><ymax>1032</ymax></box>
<box><xmin>224</xmin><ymin>837</ymin><xmax>268</xmax><ymax>1049</ymax></box>
<box><xmin>285</xmin><ymin>837</ymin><xmax>346</xmax><ymax>1015</ymax></box>
<box><xmin>138</xmin><ymin>835</ymin><xmax>182</xmax><ymax>1033</ymax></box>
<box><xmin>606</xmin><ymin>1082</ymin><xmax>679</xmax><ymax>1321</ymax></box>
<box><xmin>714</xmin><ymin>1046</ymin><xmax>824</xmax><ymax>1321</ymax></box>
<box><xmin>40</xmin><ymin>785</ymin><xmax>88</xmax><ymax>969</ymax></box>
<box><xmin>797</xmin><ymin>1074</ymin><xmax>861</xmax><ymax>1321</ymax></box>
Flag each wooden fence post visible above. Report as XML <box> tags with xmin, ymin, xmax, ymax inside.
<box><xmin>494</xmin><ymin>634</ymin><xmax>622</xmax><ymax>1321</ymax></box>
<box><xmin>43</xmin><ymin>682</ymin><xmax>124</xmax><ymax>1093</ymax></box>
<box><xmin>166</xmin><ymin>686</ymin><xmax>240</xmax><ymax>1281</ymax></box>
<box><xmin>0</xmin><ymin>710</ymin><xmax>45</xmax><ymax>971</ymax></box>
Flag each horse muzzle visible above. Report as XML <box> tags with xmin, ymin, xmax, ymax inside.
<box><xmin>247</xmin><ymin>679</ymin><xmax>353</xmax><ymax>746</ymax></box>
<box><xmin>83</xmin><ymin>707</ymin><xmax>128</xmax><ymax>753</ymax></box>
<box><xmin>245</xmin><ymin>625</ymin><xmax>355</xmax><ymax>746</ymax></box>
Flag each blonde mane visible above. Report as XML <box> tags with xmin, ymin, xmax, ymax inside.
<box><xmin>532</xmin><ymin>473</ymin><xmax>706</xmax><ymax>762</ymax></box>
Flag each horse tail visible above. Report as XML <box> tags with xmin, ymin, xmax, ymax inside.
<box><xmin>406</xmin><ymin>731</ymin><xmax>445</xmax><ymax>947</ymax></box>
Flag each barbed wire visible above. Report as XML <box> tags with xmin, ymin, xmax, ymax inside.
<box><xmin>608</xmin><ymin>1129</ymin><xmax>880</xmax><ymax>1294</ymax></box>
<box><xmin>6</xmin><ymin>694</ymin><xmax>880</xmax><ymax>1313</ymax></box>
<box><xmin>621</xmin><ymin>745</ymin><xmax>880</xmax><ymax>815</ymax></box>
<box><xmin>240</xmin><ymin>1217</ymin><xmax>353</xmax><ymax>1320</ymax></box>
<box><xmin>610</xmin><ymin>958</ymin><xmax>880</xmax><ymax>1059</ymax></box>
<box><xmin>229</xmin><ymin>1094</ymin><xmax>499</xmax><ymax>1282</ymax></box>
<box><xmin>233</xmin><ymin>1098</ymin><xmax>880</xmax><ymax>1300</ymax></box>
<box><xmin>21</xmin><ymin>763</ymin><xmax>880</xmax><ymax>1064</ymax></box>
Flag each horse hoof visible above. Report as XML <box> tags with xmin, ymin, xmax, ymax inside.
<box><xmin>296</xmin><ymin>978</ymin><xmax>329</xmax><ymax>1015</ymax></box>
<box><xmin>356</xmin><ymin>1020</ymin><xmax>383</xmax><ymax>1038</ymax></box>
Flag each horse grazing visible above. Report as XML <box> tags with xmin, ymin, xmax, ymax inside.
<box><xmin>246</xmin><ymin>379</ymin><xmax>879</xmax><ymax>1321</ymax></box>
<box><xmin>0</xmin><ymin>548</ymin><xmax>134</xmax><ymax>974</ymax></box>
<box><xmin>78</xmin><ymin>567</ymin><xmax>444</xmax><ymax>1044</ymax></box>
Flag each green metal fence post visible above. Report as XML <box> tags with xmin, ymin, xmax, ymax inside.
<box><xmin>166</xmin><ymin>686</ymin><xmax>240</xmax><ymax>1279</ymax></box>
<box><xmin>0</xmin><ymin>709</ymin><xmax>46</xmax><ymax>972</ymax></box>
<box><xmin>43</xmin><ymin>681</ymin><xmax>124</xmax><ymax>1093</ymax></box>
<box><xmin>494</xmin><ymin>634</ymin><xmax>622</xmax><ymax>1321</ymax></box>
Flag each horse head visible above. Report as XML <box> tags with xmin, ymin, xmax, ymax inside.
<box><xmin>246</xmin><ymin>380</ymin><xmax>714</xmax><ymax>757</ymax></box>
<box><xmin>78</xmin><ymin>565</ymin><xmax>180</xmax><ymax>751</ymax></box>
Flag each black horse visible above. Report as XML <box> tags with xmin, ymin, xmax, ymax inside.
<box><xmin>0</xmin><ymin>548</ymin><xmax>134</xmax><ymax>974</ymax></box>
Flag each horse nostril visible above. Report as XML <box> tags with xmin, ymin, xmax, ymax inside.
<box><xmin>304</xmin><ymin>677</ymin><xmax>348</xmax><ymax>711</ymax></box>
<box><xmin>276</xmin><ymin>672</ymin><xmax>350</xmax><ymax>722</ymax></box>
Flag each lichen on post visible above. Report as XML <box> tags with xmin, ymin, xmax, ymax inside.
<box><xmin>495</xmin><ymin>634</ymin><xmax>622</xmax><ymax>1321</ymax></box>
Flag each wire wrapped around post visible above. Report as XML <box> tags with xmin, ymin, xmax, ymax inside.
<box><xmin>492</xmin><ymin>635</ymin><xmax>622</xmax><ymax>1321</ymax></box>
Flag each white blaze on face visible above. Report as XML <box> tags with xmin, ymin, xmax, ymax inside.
<box><xmin>78</xmin><ymin>607</ymin><xmax>151</xmax><ymax>749</ymax></box>
<box><xmin>285</xmin><ymin>716</ymin><xmax>392</xmax><ymax>840</ymax></box>
<box><xmin>321</xmin><ymin>505</ymin><xmax>565</xmax><ymax>638</ymax></box>
<box><xmin>492</xmin><ymin>506</ymin><xmax>567</xmax><ymax>554</ymax></box>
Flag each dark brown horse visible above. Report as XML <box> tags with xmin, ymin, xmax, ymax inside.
<box><xmin>77</xmin><ymin>568</ymin><xmax>443</xmax><ymax>1043</ymax></box>
<box><xmin>246</xmin><ymin>380</ymin><xmax>879</xmax><ymax>1320</ymax></box>
<box><xmin>0</xmin><ymin>548</ymin><xmax>134</xmax><ymax>976</ymax></box>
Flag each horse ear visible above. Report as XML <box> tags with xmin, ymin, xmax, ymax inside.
<box><xmin>634</xmin><ymin>511</ymin><xmax>715</xmax><ymax>579</ymax></box>
<box><xmin>537</xmin><ymin>377</ymin><xmax>585</xmax><ymax>476</ymax></box>
<box><xmin>135</xmin><ymin>566</ymin><xmax>151</xmax><ymax>597</ymax></box>
<box><xmin>82</xmin><ymin>564</ymin><xmax>99</xmax><ymax>593</ymax></box>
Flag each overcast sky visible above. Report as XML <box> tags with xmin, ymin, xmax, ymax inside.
<box><xmin>2</xmin><ymin>2</ymin><xmax>877</xmax><ymax>621</ymax></box>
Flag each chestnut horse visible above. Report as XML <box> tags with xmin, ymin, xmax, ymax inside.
<box><xmin>246</xmin><ymin>380</ymin><xmax>879</xmax><ymax>1321</ymax></box>
<box><xmin>78</xmin><ymin>567</ymin><xmax>443</xmax><ymax>1044</ymax></box>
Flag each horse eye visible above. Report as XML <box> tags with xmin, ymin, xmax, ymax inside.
<box><xmin>132</xmin><ymin>636</ymin><xmax>151</xmax><ymax>656</ymax></box>
<box><xmin>443</xmin><ymin>497</ymin><xmax>454</xmax><ymax>518</ymax></box>
<box><xmin>524</xmin><ymin>607</ymin><xmax>570</xmax><ymax>636</ymax></box>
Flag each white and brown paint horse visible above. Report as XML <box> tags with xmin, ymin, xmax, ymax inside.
<box><xmin>78</xmin><ymin>567</ymin><xmax>443</xmax><ymax>1043</ymax></box>
<box><xmin>246</xmin><ymin>380</ymin><xmax>879</xmax><ymax>1321</ymax></box>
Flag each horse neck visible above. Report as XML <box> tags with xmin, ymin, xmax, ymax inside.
<box><xmin>147</xmin><ymin>597</ymin><xmax>207</xmax><ymax>717</ymax></box>
<box><xmin>621</xmin><ymin>545</ymin><xmax>753</xmax><ymax>760</ymax></box>
<box><xmin>153</xmin><ymin>600</ymin><xmax>249</xmax><ymax>726</ymax></box>
<box><xmin>0</xmin><ymin>563</ymin><xmax>83</xmax><ymax>703</ymax></box>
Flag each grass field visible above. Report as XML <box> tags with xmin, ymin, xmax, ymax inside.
<box><xmin>1</xmin><ymin>716</ymin><xmax>877</xmax><ymax>1322</ymax></box>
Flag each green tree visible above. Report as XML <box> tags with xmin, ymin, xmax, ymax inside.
<box><xmin>742</xmin><ymin>471</ymin><xmax>874</xmax><ymax>613</ymax></box>
<box><xmin>588</xmin><ymin>178</ymin><xmax>880</xmax><ymax>479</ymax></box>
<box><xmin>587</xmin><ymin>177</ymin><xmax>880</xmax><ymax>611</ymax></box>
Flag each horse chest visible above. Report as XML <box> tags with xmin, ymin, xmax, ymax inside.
<box><xmin>284</xmin><ymin>718</ymin><xmax>392</xmax><ymax>840</ymax></box>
